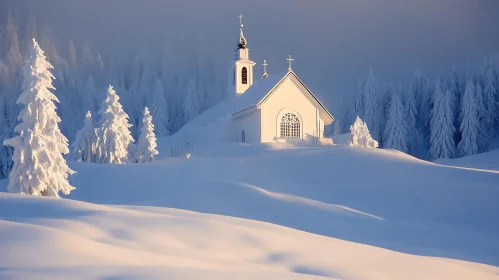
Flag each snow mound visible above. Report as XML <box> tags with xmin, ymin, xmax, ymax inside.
<box><xmin>37</xmin><ymin>142</ymin><xmax>499</xmax><ymax>268</ymax></box>
<box><xmin>1</xmin><ymin>192</ymin><xmax>498</xmax><ymax>280</ymax></box>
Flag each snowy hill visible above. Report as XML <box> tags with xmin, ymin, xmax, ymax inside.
<box><xmin>1</xmin><ymin>142</ymin><xmax>499</xmax><ymax>279</ymax></box>
<box><xmin>0</xmin><ymin>188</ymin><xmax>498</xmax><ymax>280</ymax></box>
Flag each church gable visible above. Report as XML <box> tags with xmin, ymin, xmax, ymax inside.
<box><xmin>260</xmin><ymin>72</ymin><xmax>333</xmax><ymax>124</ymax></box>
<box><xmin>259</xmin><ymin>74</ymin><xmax>330</xmax><ymax>142</ymax></box>
<box><xmin>232</xmin><ymin>71</ymin><xmax>333</xmax><ymax>125</ymax></box>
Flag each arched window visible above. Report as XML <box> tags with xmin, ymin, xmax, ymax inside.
<box><xmin>241</xmin><ymin>67</ymin><xmax>248</xmax><ymax>84</ymax></box>
<box><xmin>280</xmin><ymin>113</ymin><xmax>301</xmax><ymax>138</ymax></box>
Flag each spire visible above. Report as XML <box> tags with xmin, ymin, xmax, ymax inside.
<box><xmin>238</xmin><ymin>14</ymin><xmax>247</xmax><ymax>49</ymax></box>
<box><xmin>261</xmin><ymin>60</ymin><xmax>269</xmax><ymax>79</ymax></box>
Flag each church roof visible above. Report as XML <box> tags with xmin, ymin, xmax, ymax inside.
<box><xmin>230</xmin><ymin>71</ymin><xmax>289</xmax><ymax>115</ymax></box>
<box><xmin>179</xmin><ymin>70</ymin><xmax>333</xmax><ymax>133</ymax></box>
<box><xmin>231</xmin><ymin>70</ymin><xmax>334</xmax><ymax>124</ymax></box>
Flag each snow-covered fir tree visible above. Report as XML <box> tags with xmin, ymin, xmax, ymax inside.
<box><xmin>457</xmin><ymin>80</ymin><xmax>479</xmax><ymax>157</ymax></box>
<box><xmin>411</xmin><ymin>72</ymin><xmax>430</xmax><ymax>139</ymax></box>
<box><xmin>348</xmin><ymin>116</ymin><xmax>379</xmax><ymax>148</ymax></box>
<box><xmin>70</xmin><ymin>111</ymin><xmax>97</xmax><ymax>162</ymax></box>
<box><xmin>129</xmin><ymin>60</ymin><xmax>144</xmax><ymax>138</ymax></box>
<box><xmin>474</xmin><ymin>82</ymin><xmax>488</xmax><ymax>152</ymax></box>
<box><xmin>3</xmin><ymin>39</ymin><xmax>75</xmax><ymax>197</ymax></box>
<box><xmin>150</xmin><ymin>78</ymin><xmax>170</xmax><ymax>137</ymax></box>
<box><xmin>83</xmin><ymin>75</ymin><xmax>97</xmax><ymax>117</ymax></box>
<box><xmin>483</xmin><ymin>60</ymin><xmax>498</xmax><ymax>140</ymax></box>
<box><xmin>6</xmin><ymin>10</ymin><xmax>23</xmax><ymax>84</ymax></box>
<box><xmin>383</xmin><ymin>90</ymin><xmax>408</xmax><ymax>153</ymax></box>
<box><xmin>95</xmin><ymin>85</ymin><xmax>134</xmax><ymax>164</ymax></box>
<box><xmin>363</xmin><ymin>69</ymin><xmax>380</xmax><ymax>141</ymax></box>
<box><xmin>183</xmin><ymin>77</ymin><xmax>199</xmax><ymax>123</ymax></box>
<box><xmin>446</xmin><ymin>69</ymin><xmax>462</xmax><ymax>128</ymax></box>
<box><xmin>380</xmin><ymin>84</ymin><xmax>394</xmax><ymax>146</ymax></box>
<box><xmin>135</xmin><ymin>107</ymin><xmax>158</xmax><ymax>163</ymax></box>
<box><xmin>68</xmin><ymin>39</ymin><xmax>77</xmax><ymax>69</ymax></box>
<box><xmin>332</xmin><ymin>119</ymin><xmax>342</xmax><ymax>137</ymax></box>
<box><xmin>406</xmin><ymin>80</ymin><xmax>419</xmax><ymax>154</ymax></box>
<box><xmin>353</xmin><ymin>78</ymin><xmax>364</xmax><ymax>118</ymax></box>
<box><xmin>428</xmin><ymin>80</ymin><xmax>456</xmax><ymax>160</ymax></box>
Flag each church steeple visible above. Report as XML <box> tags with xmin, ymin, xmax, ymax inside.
<box><xmin>238</xmin><ymin>14</ymin><xmax>247</xmax><ymax>49</ymax></box>
<box><xmin>228</xmin><ymin>14</ymin><xmax>255</xmax><ymax>96</ymax></box>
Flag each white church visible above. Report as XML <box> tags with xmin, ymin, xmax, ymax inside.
<box><xmin>180</xmin><ymin>16</ymin><xmax>334</xmax><ymax>144</ymax></box>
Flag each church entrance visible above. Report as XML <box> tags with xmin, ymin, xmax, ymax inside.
<box><xmin>280</xmin><ymin>113</ymin><xmax>301</xmax><ymax>138</ymax></box>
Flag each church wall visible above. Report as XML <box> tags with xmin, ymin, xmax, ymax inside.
<box><xmin>261</xmin><ymin>76</ymin><xmax>325</xmax><ymax>142</ymax></box>
<box><xmin>225</xmin><ymin>109</ymin><xmax>261</xmax><ymax>143</ymax></box>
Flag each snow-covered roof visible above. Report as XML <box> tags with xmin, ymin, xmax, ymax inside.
<box><xmin>231</xmin><ymin>70</ymin><xmax>334</xmax><ymax>123</ymax></box>
<box><xmin>230</xmin><ymin>71</ymin><xmax>289</xmax><ymax>115</ymax></box>
<box><xmin>179</xmin><ymin>70</ymin><xmax>333</xmax><ymax>133</ymax></box>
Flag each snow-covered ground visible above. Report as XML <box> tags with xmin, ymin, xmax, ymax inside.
<box><xmin>1</xmin><ymin>140</ymin><xmax>499</xmax><ymax>279</ymax></box>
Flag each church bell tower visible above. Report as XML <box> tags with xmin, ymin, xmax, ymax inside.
<box><xmin>229</xmin><ymin>15</ymin><xmax>256</xmax><ymax>96</ymax></box>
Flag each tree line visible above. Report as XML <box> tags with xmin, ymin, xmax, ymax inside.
<box><xmin>0</xmin><ymin>9</ymin><xmax>223</xmax><ymax>179</ymax></box>
<box><xmin>332</xmin><ymin>58</ymin><xmax>499</xmax><ymax>160</ymax></box>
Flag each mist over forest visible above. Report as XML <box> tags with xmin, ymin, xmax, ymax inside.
<box><xmin>2</xmin><ymin>0</ymin><xmax>498</xmax><ymax>108</ymax></box>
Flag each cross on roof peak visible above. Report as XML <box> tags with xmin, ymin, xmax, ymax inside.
<box><xmin>287</xmin><ymin>55</ymin><xmax>294</xmax><ymax>71</ymax></box>
<box><xmin>262</xmin><ymin>60</ymin><xmax>269</xmax><ymax>79</ymax></box>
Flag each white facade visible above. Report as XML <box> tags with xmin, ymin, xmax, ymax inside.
<box><xmin>226</xmin><ymin>72</ymin><xmax>332</xmax><ymax>143</ymax></box>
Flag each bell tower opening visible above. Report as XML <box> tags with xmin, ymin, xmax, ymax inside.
<box><xmin>242</xmin><ymin>67</ymin><xmax>248</xmax><ymax>84</ymax></box>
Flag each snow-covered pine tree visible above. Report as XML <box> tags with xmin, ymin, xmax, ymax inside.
<box><xmin>0</xmin><ymin>59</ymin><xmax>14</xmax><ymax>179</ymax></box>
<box><xmin>6</xmin><ymin>10</ymin><xmax>23</xmax><ymax>85</ymax></box>
<box><xmin>446</xmin><ymin>69</ymin><xmax>462</xmax><ymax>125</ymax></box>
<box><xmin>68</xmin><ymin>39</ymin><xmax>77</xmax><ymax>69</ymax></box>
<box><xmin>55</xmin><ymin>59</ymin><xmax>79</xmax><ymax>140</ymax></box>
<box><xmin>339</xmin><ymin>101</ymin><xmax>354</xmax><ymax>133</ymax></box>
<box><xmin>483</xmin><ymin>60</ymin><xmax>498</xmax><ymax>140</ymax></box>
<box><xmin>475</xmin><ymin>82</ymin><xmax>488</xmax><ymax>152</ymax></box>
<box><xmin>457</xmin><ymin>80</ymin><xmax>479</xmax><ymax>157</ymax></box>
<box><xmin>82</xmin><ymin>41</ymin><xmax>94</xmax><ymax>70</ymax></box>
<box><xmin>428</xmin><ymin>80</ymin><xmax>456</xmax><ymax>160</ymax></box>
<box><xmin>135</xmin><ymin>107</ymin><xmax>158</xmax><ymax>163</ymax></box>
<box><xmin>129</xmin><ymin>60</ymin><xmax>143</xmax><ymax>138</ymax></box>
<box><xmin>412</xmin><ymin>72</ymin><xmax>430</xmax><ymax>141</ymax></box>
<box><xmin>333</xmin><ymin>119</ymin><xmax>341</xmax><ymax>137</ymax></box>
<box><xmin>383</xmin><ymin>90</ymin><xmax>408</xmax><ymax>153</ymax></box>
<box><xmin>83</xmin><ymin>75</ymin><xmax>97</xmax><ymax>117</ymax></box>
<box><xmin>70</xmin><ymin>111</ymin><xmax>97</xmax><ymax>162</ymax></box>
<box><xmin>0</xmin><ymin>94</ymin><xmax>14</xmax><ymax>179</ymax></box>
<box><xmin>95</xmin><ymin>85</ymin><xmax>134</xmax><ymax>164</ymax></box>
<box><xmin>150</xmin><ymin>78</ymin><xmax>170</xmax><ymax>137</ymax></box>
<box><xmin>363</xmin><ymin>69</ymin><xmax>380</xmax><ymax>141</ymax></box>
<box><xmin>3</xmin><ymin>39</ymin><xmax>75</xmax><ymax>197</ymax></box>
<box><xmin>406</xmin><ymin>80</ymin><xmax>418</xmax><ymax>155</ymax></box>
<box><xmin>183</xmin><ymin>77</ymin><xmax>199</xmax><ymax>123</ymax></box>
<box><xmin>353</xmin><ymin>78</ymin><xmax>364</xmax><ymax>118</ymax></box>
<box><xmin>380</xmin><ymin>84</ymin><xmax>394</xmax><ymax>146</ymax></box>
<box><xmin>348</xmin><ymin>116</ymin><xmax>379</xmax><ymax>148</ymax></box>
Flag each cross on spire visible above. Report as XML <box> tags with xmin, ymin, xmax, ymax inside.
<box><xmin>262</xmin><ymin>60</ymin><xmax>269</xmax><ymax>79</ymax></box>
<box><xmin>287</xmin><ymin>55</ymin><xmax>294</xmax><ymax>71</ymax></box>
<box><xmin>238</xmin><ymin>14</ymin><xmax>247</xmax><ymax>49</ymax></box>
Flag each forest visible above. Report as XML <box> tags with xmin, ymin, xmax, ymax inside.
<box><xmin>0</xmin><ymin>7</ymin><xmax>498</xmax><ymax>179</ymax></box>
